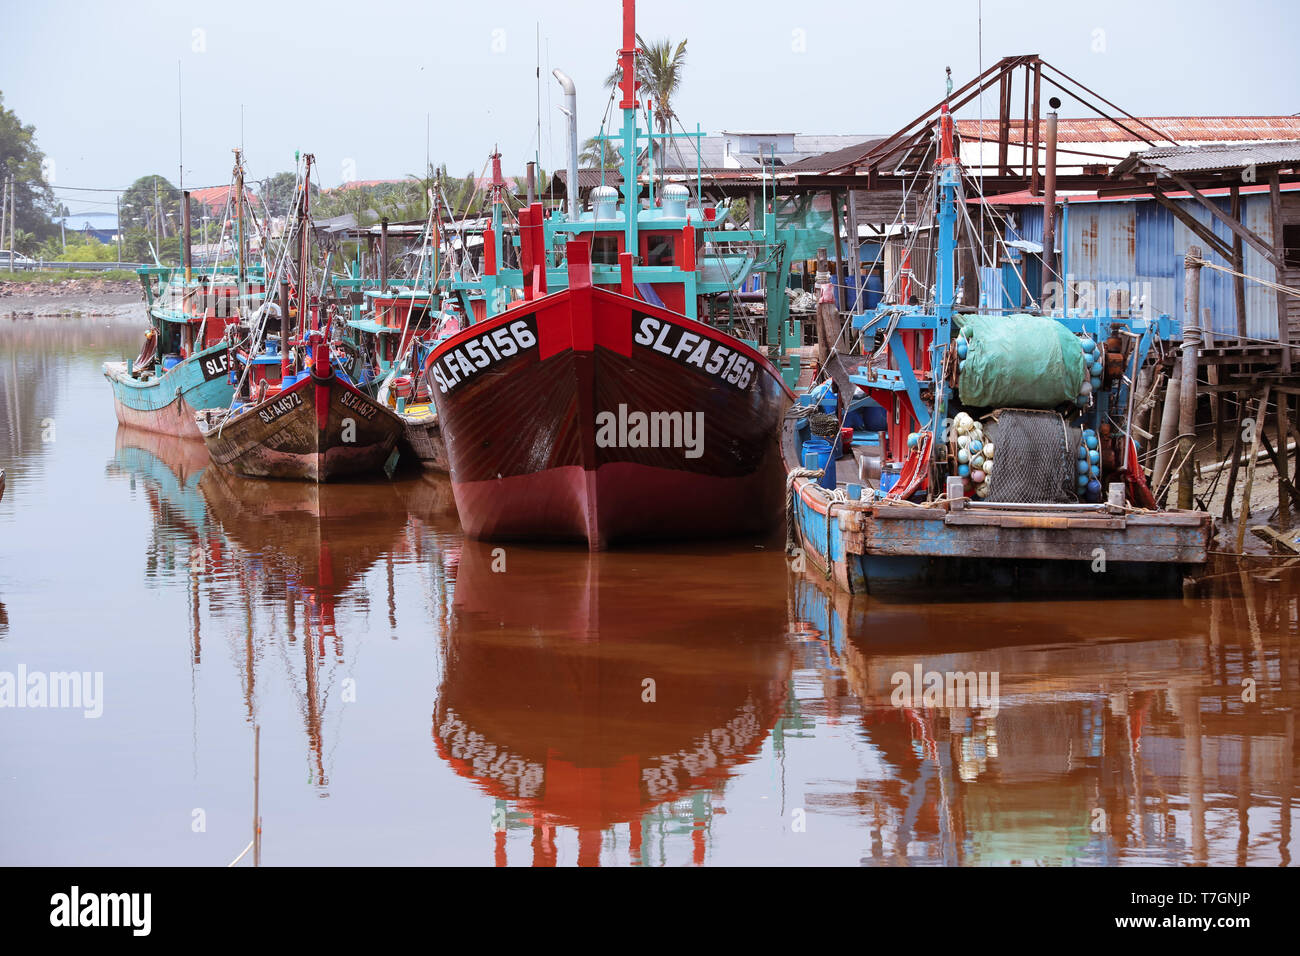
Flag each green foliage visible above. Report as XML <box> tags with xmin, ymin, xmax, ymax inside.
<box><xmin>604</xmin><ymin>34</ymin><xmax>688</xmax><ymax>134</ymax></box>
<box><xmin>728</xmin><ymin>197</ymin><xmax>749</xmax><ymax>226</ymax></box>
<box><xmin>580</xmin><ymin>137</ymin><xmax>620</xmax><ymax>169</ymax></box>
<box><xmin>258</xmin><ymin>171</ymin><xmax>315</xmax><ymax>218</ymax></box>
<box><xmin>0</xmin><ymin>91</ymin><xmax>57</xmax><ymax>241</ymax></box>
<box><xmin>118</xmin><ymin>174</ymin><xmax>196</xmax><ymax>240</ymax></box>
<box><xmin>54</xmin><ymin>236</ymin><xmax>117</xmax><ymax>261</ymax></box>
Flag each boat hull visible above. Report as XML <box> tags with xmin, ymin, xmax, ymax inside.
<box><xmin>781</xmin><ymin>414</ymin><xmax>1214</xmax><ymax>595</ymax></box>
<box><xmin>103</xmin><ymin>341</ymin><xmax>235</xmax><ymax>439</ymax></box>
<box><xmin>428</xmin><ymin>282</ymin><xmax>791</xmax><ymax>549</ymax></box>
<box><xmin>197</xmin><ymin>371</ymin><xmax>403</xmax><ymax>482</ymax></box>
<box><xmin>399</xmin><ymin>403</ymin><xmax>449</xmax><ymax>472</ymax></box>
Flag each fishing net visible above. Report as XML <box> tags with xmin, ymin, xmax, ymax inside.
<box><xmin>807</xmin><ymin>411</ymin><xmax>840</xmax><ymax>440</ymax></box>
<box><xmin>984</xmin><ymin>409</ymin><xmax>1074</xmax><ymax>503</ymax></box>
<box><xmin>958</xmin><ymin>314</ymin><xmax>1086</xmax><ymax>408</ymax></box>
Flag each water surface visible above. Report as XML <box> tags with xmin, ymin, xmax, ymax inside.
<box><xmin>0</xmin><ymin>309</ymin><xmax>1295</xmax><ymax>865</ymax></box>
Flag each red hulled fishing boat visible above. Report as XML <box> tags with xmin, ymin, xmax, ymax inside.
<box><xmin>426</xmin><ymin>0</ymin><xmax>794</xmax><ymax>548</ymax></box>
<box><xmin>427</xmin><ymin>243</ymin><xmax>791</xmax><ymax>548</ymax></box>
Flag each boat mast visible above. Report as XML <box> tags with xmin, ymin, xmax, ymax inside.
<box><xmin>617</xmin><ymin>0</ymin><xmax>639</xmax><ymax>258</ymax></box>
<box><xmin>934</xmin><ymin>102</ymin><xmax>958</xmax><ymax>322</ymax></box>
<box><xmin>297</xmin><ymin>155</ymin><xmax>315</xmax><ymax>342</ymax></box>
<box><xmin>234</xmin><ymin>149</ymin><xmax>246</xmax><ymax>289</ymax></box>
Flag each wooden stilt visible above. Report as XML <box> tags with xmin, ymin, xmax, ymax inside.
<box><xmin>1280</xmin><ymin>390</ymin><xmax>1292</xmax><ymax>530</ymax></box>
<box><xmin>1236</xmin><ymin>386</ymin><xmax>1271</xmax><ymax>554</ymax></box>
<box><xmin>1223</xmin><ymin>389</ymin><xmax>1245</xmax><ymax>524</ymax></box>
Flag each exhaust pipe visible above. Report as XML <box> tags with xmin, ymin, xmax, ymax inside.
<box><xmin>553</xmin><ymin>68</ymin><xmax>579</xmax><ymax>219</ymax></box>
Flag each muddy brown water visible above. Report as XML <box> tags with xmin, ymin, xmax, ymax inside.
<box><xmin>0</xmin><ymin>307</ymin><xmax>1296</xmax><ymax>865</ymax></box>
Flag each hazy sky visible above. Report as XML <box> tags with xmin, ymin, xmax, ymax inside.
<box><xmin>3</xmin><ymin>0</ymin><xmax>1297</xmax><ymax>212</ymax></box>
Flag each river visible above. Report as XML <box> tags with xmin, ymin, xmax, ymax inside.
<box><xmin>0</xmin><ymin>306</ymin><xmax>1295</xmax><ymax>866</ymax></box>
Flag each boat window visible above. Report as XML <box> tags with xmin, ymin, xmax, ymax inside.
<box><xmin>643</xmin><ymin>233</ymin><xmax>674</xmax><ymax>267</ymax></box>
<box><xmin>592</xmin><ymin>234</ymin><xmax>620</xmax><ymax>265</ymax></box>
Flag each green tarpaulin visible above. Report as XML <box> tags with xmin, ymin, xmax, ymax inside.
<box><xmin>957</xmin><ymin>314</ymin><xmax>1085</xmax><ymax>409</ymax></box>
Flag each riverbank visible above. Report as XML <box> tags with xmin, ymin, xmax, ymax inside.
<box><xmin>1</xmin><ymin>283</ymin><xmax>143</xmax><ymax>318</ymax></box>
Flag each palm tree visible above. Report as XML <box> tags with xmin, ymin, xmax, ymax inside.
<box><xmin>580</xmin><ymin>136</ymin><xmax>621</xmax><ymax>169</ymax></box>
<box><xmin>604</xmin><ymin>34</ymin><xmax>687</xmax><ymax>135</ymax></box>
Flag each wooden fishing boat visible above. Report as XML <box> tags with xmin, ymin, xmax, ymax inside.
<box><xmin>103</xmin><ymin>271</ymin><xmax>261</xmax><ymax>438</ymax></box>
<box><xmin>785</xmin><ymin>104</ymin><xmax>1213</xmax><ymax>594</ymax></box>
<box><xmin>103</xmin><ymin>153</ymin><xmax>263</xmax><ymax>438</ymax></box>
<box><xmin>395</xmin><ymin>398</ymin><xmax>448</xmax><ymax>471</ymax></box>
<box><xmin>195</xmin><ymin>155</ymin><xmax>404</xmax><ymax>482</ymax></box>
<box><xmin>196</xmin><ymin>332</ymin><xmax>403</xmax><ymax>482</ymax></box>
<box><xmin>428</xmin><ymin>0</ymin><xmax>798</xmax><ymax>547</ymax></box>
<box><xmin>428</xmin><ymin>243</ymin><xmax>791</xmax><ymax>547</ymax></box>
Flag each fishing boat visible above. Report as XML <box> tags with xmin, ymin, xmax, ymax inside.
<box><xmin>103</xmin><ymin>152</ymin><xmax>264</xmax><ymax>438</ymax></box>
<box><xmin>195</xmin><ymin>155</ymin><xmax>404</xmax><ymax>482</ymax></box>
<box><xmin>784</xmin><ymin>103</ymin><xmax>1214</xmax><ymax>594</ymax></box>
<box><xmin>348</xmin><ymin>289</ymin><xmax>458</xmax><ymax>472</ymax></box>
<box><xmin>426</xmin><ymin>0</ymin><xmax>801</xmax><ymax>548</ymax></box>
<box><xmin>333</xmin><ymin>193</ymin><xmax>465</xmax><ymax>472</ymax></box>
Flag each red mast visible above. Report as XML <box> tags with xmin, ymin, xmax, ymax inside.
<box><xmin>618</xmin><ymin>0</ymin><xmax>637</xmax><ymax>110</ymax></box>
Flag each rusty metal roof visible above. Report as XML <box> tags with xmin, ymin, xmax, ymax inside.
<box><xmin>955</xmin><ymin>116</ymin><xmax>1300</xmax><ymax>144</ymax></box>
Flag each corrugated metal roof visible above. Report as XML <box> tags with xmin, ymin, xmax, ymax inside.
<box><xmin>1116</xmin><ymin>139</ymin><xmax>1300</xmax><ymax>174</ymax></box>
<box><xmin>1040</xmin><ymin>193</ymin><xmax>1282</xmax><ymax>340</ymax></box>
<box><xmin>955</xmin><ymin>116</ymin><xmax>1300</xmax><ymax>144</ymax></box>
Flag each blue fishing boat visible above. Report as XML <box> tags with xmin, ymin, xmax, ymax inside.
<box><xmin>103</xmin><ymin>152</ymin><xmax>264</xmax><ymax>439</ymax></box>
<box><xmin>784</xmin><ymin>103</ymin><xmax>1214</xmax><ymax>594</ymax></box>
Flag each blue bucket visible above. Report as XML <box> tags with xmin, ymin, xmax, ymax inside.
<box><xmin>161</xmin><ymin>355</ymin><xmax>182</xmax><ymax>371</ymax></box>
<box><xmin>880</xmin><ymin>470</ymin><xmax>900</xmax><ymax>494</ymax></box>
<box><xmin>802</xmin><ymin>438</ymin><xmax>836</xmax><ymax>491</ymax></box>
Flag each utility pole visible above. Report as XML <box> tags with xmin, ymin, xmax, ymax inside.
<box><xmin>1</xmin><ymin>175</ymin><xmax>9</xmax><ymax>267</ymax></box>
<box><xmin>116</xmin><ymin>196</ymin><xmax>122</xmax><ymax>262</ymax></box>
<box><xmin>7</xmin><ymin>174</ymin><xmax>15</xmax><ymax>269</ymax></box>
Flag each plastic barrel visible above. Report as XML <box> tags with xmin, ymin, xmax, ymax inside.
<box><xmin>802</xmin><ymin>438</ymin><xmax>836</xmax><ymax>491</ymax></box>
<box><xmin>865</xmin><ymin>272</ymin><xmax>884</xmax><ymax>310</ymax></box>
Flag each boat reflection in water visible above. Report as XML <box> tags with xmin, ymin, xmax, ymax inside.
<box><xmin>198</xmin><ymin>462</ymin><xmax>457</xmax><ymax>786</ymax></box>
<box><xmin>107</xmin><ymin>425</ymin><xmax>459</xmax><ymax>794</ymax></box>
<box><xmin>433</xmin><ymin>540</ymin><xmax>793</xmax><ymax>866</ymax></box>
<box><xmin>792</xmin><ymin>573</ymin><xmax>1298</xmax><ymax>866</ymax></box>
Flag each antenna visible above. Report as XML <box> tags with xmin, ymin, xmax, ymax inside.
<box><xmin>535</xmin><ymin>22</ymin><xmax>542</xmax><ymax>186</ymax></box>
<box><xmin>177</xmin><ymin>60</ymin><xmax>183</xmax><ymax>194</ymax></box>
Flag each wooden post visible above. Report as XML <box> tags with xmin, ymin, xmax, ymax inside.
<box><xmin>1223</xmin><ymin>389</ymin><xmax>1245</xmax><ymax>524</ymax></box>
<box><xmin>1270</xmin><ymin>171</ymin><xmax>1291</xmax><ymax>372</ymax></box>
<box><xmin>1230</xmin><ymin>185</ymin><xmax>1247</xmax><ymax>341</ymax></box>
<box><xmin>1280</xmin><ymin>389</ymin><xmax>1293</xmax><ymax>530</ymax></box>
<box><xmin>1236</xmin><ymin>386</ymin><xmax>1271</xmax><ymax>554</ymax></box>
<box><xmin>1178</xmin><ymin>248</ymin><xmax>1202</xmax><ymax>509</ymax></box>
<box><xmin>1204</xmin><ymin>306</ymin><xmax>1223</xmax><ymax>455</ymax></box>
<box><xmin>830</xmin><ymin>190</ymin><xmax>846</xmax><ymax>311</ymax></box>
<box><xmin>253</xmin><ymin>723</ymin><xmax>261</xmax><ymax>867</ymax></box>
<box><xmin>1153</xmin><ymin>359</ymin><xmax>1181</xmax><ymax>494</ymax></box>
<box><xmin>846</xmin><ymin>190</ymin><xmax>862</xmax><ymax>312</ymax></box>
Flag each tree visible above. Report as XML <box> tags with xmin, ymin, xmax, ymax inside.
<box><xmin>580</xmin><ymin>136</ymin><xmax>620</xmax><ymax>169</ymax></box>
<box><xmin>120</xmin><ymin>175</ymin><xmax>180</xmax><ymax>242</ymax></box>
<box><xmin>0</xmin><ymin>91</ymin><xmax>57</xmax><ymax>245</ymax></box>
<box><xmin>259</xmin><ymin>171</ymin><xmax>318</xmax><ymax>218</ymax></box>
<box><xmin>604</xmin><ymin>35</ymin><xmax>688</xmax><ymax>136</ymax></box>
